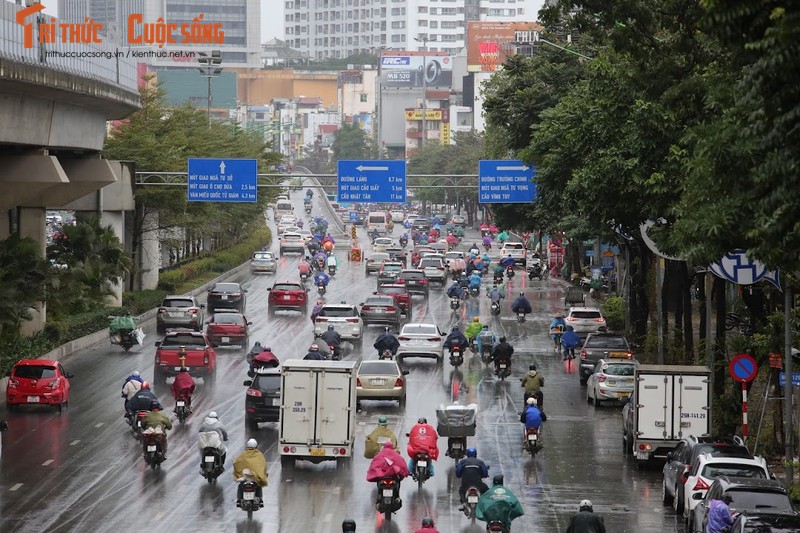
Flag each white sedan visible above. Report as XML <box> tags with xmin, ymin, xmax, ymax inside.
<box><xmin>372</xmin><ymin>237</ymin><xmax>394</xmax><ymax>253</ymax></box>
<box><xmin>586</xmin><ymin>358</ymin><xmax>638</xmax><ymax>405</ymax></box>
<box><xmin>396</xmin><ymin>322</ymin><xmax>446</xmax><ymax>362</ymax></box>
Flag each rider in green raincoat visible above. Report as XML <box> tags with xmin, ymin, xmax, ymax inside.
<box><xmin>476</xmin><ymin>475</ymin><xmax>524</xmax><ymax>531</ymax></box>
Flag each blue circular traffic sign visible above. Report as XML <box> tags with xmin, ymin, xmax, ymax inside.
<box><xmin>729</xmin><ymin>353</ymin><xmax>758</xmax><ymax>383</ymax></box>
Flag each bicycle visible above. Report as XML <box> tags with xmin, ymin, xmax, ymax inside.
<box><xmin>725</xmin><ymin>313</ymin><xmax>755</xmax><ymax>337</ymax></box>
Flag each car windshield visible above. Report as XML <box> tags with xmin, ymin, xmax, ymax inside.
<box><xmin>402</xmin><ymin>324</ymin><xmax>437</xmax><ymax>335</ymax></box>
<box><xmin>604</xmin><ymin>363</ymin><xmax>636</xmax><ymax>376</ymax></box>
<box><xmin>253</xmin><ymin>374</ymin><xmax>281</xmax><ymax>392</ymax></box>
<box><xmin>365</xmin><ymin>297</ymin><xmax>393</xmax><ymax>306</ymax></box>
<box><xmin>728</xmin><ymin>490</ymin><xmax>793</xmax><ymax>512</ymax></box>
<box><xmin>273</xmin><ymin>284</ymin><xmax>302</xmax><ymax>291</ymax></box>
<box><xmin>359</xmin><ymin>362</ymin><xmax>398</xmax><ymax>375</ymax></box>
<box><xmin>14</xmin><ymin>365</ymin><xmax>56</xmax><ymax>379</ymax></box>
<box><xmin>585</xmin><ymin>336</ymin><xmax>628</xmax><ymax>348</ymax></box>
<box><xmin>571</xmin><ymin>311</ymin><xmax>602</xmax><ymax>319</ymax></box>
<box><xmin>161</xmin><ymin>335</ymin><xmax>206</xmax><ymax>348</ymax></box>
<box><xmin>212</xmin><ymin>283</ymin><xmax>240</xmax><ymax>293</ymax></box>
<box><xmin>162</xmin><ymin>298</ymin><xmax>194</xmax><ymax>308</ymax></box>
<box><xmin>380</xmin><ymin>287</ymin><xmax>406</xmax><ymax>295</ymax></box>
<box><xmin>384</xmin><ymin>265</ymin><xmax>402</xmax><ymax>271</ymax></box>
<box><xmin>252</xmin><ymin>253</ymin><xmax>272</xmax><ymax>260</ymax></box>
<box><xmin>701</xmin><ymin>464</ymin><xmax>766</xmax><ymax>479</ymax></box>
<box><xmin>212</xmin><ymin>314</ymin><xmax>243</xmax><ymax>324</ymax></box>
<box><xmin>419</xmin><ymin>259</ymin><xmax>442</xmax><ymax>267</ymax></box>
<box><xmin>695</xmin><ymin>444</ymin><xmax>752</xmax><ymax>458</ymax></box>
<box><xmin>504</xmin><ymin>243</ymin><xmax>523</xmax><ymax>249</ymax></box>
<box><xmin>369</xmin><ymin>216</ymin><xmax>385</xmax><ymax>223</ymax></box>
<box><xmin>319</xmin><ymin>307</ymin><xmax>357</xmax><ymax>317</ymax></box>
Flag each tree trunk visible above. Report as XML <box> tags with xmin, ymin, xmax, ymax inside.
<box><xmin>629</xmin><ymin>241</ymin><xmax>651</xmax><ymax>341</ymax></box>
<box><xmin>681</xmin><ymin>264</ymin><xmax>694</xmax><ymax>358</ymax></box>
<box><xmin>699</xmin><ymin>271</ymin><xmax>707</xmax><ymax>354</ymax></box>
<box><xmin>713</xmin><ymin>277</ymin><xmax>727</xmax><ymax>398</ymax></box>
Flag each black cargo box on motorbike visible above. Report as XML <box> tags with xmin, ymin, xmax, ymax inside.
<box><xmin>435</xmin><ymin>407</ymin><xmax>477</xmax><ymax>437</ymax></box>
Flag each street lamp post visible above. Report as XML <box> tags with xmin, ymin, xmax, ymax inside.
<box><xmin>197</xmin><ymin>50</ymin><xmax>223</xmax><ymax>126</ymax></box>
<box><xmin>414</xmin><ymin>36</ymin><xmax>429</xmax><ymax>149</ymax></box>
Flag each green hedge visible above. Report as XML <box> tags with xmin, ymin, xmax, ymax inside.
<box><xmin>123</xmin><ymin>289</ymin><xmax>169</xmax><ymax>315</ymax></box>
<box><xmin>602</xmin><ymin>296</ymin><xmax>625</xmax><ymax>332</ymax></box>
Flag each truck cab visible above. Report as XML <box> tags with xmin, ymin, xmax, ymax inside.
<box><xmin>154</xmin><ymin>330</ymin><xmax>217</xmax><ymax>384</ymax></box>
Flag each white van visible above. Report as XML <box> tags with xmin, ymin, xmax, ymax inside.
<box><xmin>366</xmin><ymin>211</ymin><xmax>388</xmax><ymax>235</ymax></box>
<box><xmin>274</xmin><ymin>200</ymin><xmax>294</xmax><ymax>220</ymax></box>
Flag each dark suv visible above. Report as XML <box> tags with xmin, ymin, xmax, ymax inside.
<box><xmin>662</xmin><ymin>435</ymin><xmax>751</xmax><ymax>514</ymax></box>
<box><xmin>243</xmin><ymin>367</ymin><xmax>281</xmax><ymax>430</ymax></box>
<box><xmin>579</xmin><ymin>333</ymin><xmax>632</xmax><ymax>384</ymax></box>
<box><xmin>691</xmin><ymin>477</ymin><xmax>794</xmax><ymax>533</ymax></box>
<box><xmin>207</xmin><ymin>282</ymin><xmax>247</xmax><ymax>313</ymax></box>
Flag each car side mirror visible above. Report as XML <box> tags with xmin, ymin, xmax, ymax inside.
<box><xmin>247</xmin><ymin>322</ymin><xmax>253</xmax><ymax>326</ymax></box>
<box><xmin>243</xmin><ymin>380</ymin><xmax>253</xmax><ymax>387</ymax></box>
<box><xmin>154</xmin><ymin>341</ymin><xmax>162</xmax><ymax>347</ymax></box>
<box><xmin>205</xmin><ymin>321</ymin><xmax>210</xmax><ymax>324</ymax></box>
<box><xmin>212</xmin><ymin>342</ymin><xmax>220</xmax><ymax>348</ymax></box>
<box><xmin>267</xmin><ymin>288</ymin><xmax>272</xmax><ymax>291</ymax></box>
<box><xmin>65</xmin><ymin>372</ymin><xmax>74</xmax><ymax>379</ymax></box>
<box><xmin>359</xmin><ymin>302</ymin><xmax>364</xmax><ymax>306</ymax></box>
<box><xmin>0</xmin><ymin>421</ymin><xmax>7</xmax><ymax>431</ymax></box>
<box><xmin>243</xmin><ymin>289</ymin><xmax>248</xmax><ymax>293</ymax></box>
<box><xmin>692</xmin><ymin>493</ymin><xmax>704</xmax><ymax>500</ymax></box>
<box><xmin>402</xmin><ymin>370</ymin><xmax>410</xmax><ymax>375</ymax></box>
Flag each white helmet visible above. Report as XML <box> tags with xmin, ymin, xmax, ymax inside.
<box><xmin>208</xmin><ymin>411</ymin><xmax>218</xmax><ymax>419</ymax></box>
<box><xmin>580</xmin><ymin>499</ymin><xmax>593</xmax><ymax>509</ymax></box>
<box><xmin>132</xmin><ymin>370</ymin><xmax>140</xmax><ymax>377</ymax></box>
<box><xmin>526</xmin><ymin>397</ymin><xmax>536</xmax><ymax>406</ymax></box>
<box><xmin>246</xmin><ymin>438</ymin><xmax>258</xmax><ymax>449</ymax></box>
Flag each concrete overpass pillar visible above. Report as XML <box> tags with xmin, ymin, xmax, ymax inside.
<box><xmin>100</xmin><ymin>209</ymin><xmax>124</xmax><ymax>307</ymax></box>
<box><xmin>138</xmin><ymin>210</ymin><xmax>160</xmax><ymax>290</ymax></box>
<box><xmin>18</xmin><ymin>207</ymin><xmax>46</xmax><ymax>335</ymax></box>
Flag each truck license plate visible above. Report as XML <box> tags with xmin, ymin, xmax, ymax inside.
<box><xmin>27</xmin><ymin>396</ymin><xmax>40</xmax><ymax>403</ymax></box>
<box><xmin>618</xmin><ymin>392</ymin><xmax>630</xmax><ymax>398</ymax></box>
<box><xmin>636</xmin><ymin>452</ymin><xmax>649</xmax><ymax>460</ymax></box>
<box><xmin>310</xmin><ymin>449</ymin><xmax>326</xmax><ymax>456</ymax></box>
<box><xmin>382</xmin><ymin>489</ymin><xmax>393</xmax><ymax>497</ymax></box>
<box><xmin>204</xmin><ymin>456</ymin><xmax>215</xmax><ymax>462</ymax></box>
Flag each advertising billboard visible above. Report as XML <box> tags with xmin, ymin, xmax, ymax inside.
<box><xmin>380</xmin><ymin>51</ymin><xmax>453</xmax><ymax>88</ymax></box>
<box><xmin>467</xmin><ymin>21</ymin><xmax>542</xmax><ymax>72</ymax></box>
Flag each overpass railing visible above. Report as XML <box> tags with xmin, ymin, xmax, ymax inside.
<box><xmin>0</xmin><ymin>1</ymin><xmax>137</xmax><ymax>92</ymax></box>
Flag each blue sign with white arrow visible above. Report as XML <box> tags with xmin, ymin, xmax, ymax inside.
<box><xmin>187</xmin><ymin>158</ymin><xmax>258</xmax><ymax>203</ymax></box>
<box><xmin>779</xmin><ymin>372</ymin><xmax>800</xmax><ymax>388</ymax></box>
<box><xmin>478</xmin><ymin>160</ymin><xmax>537</xmax><ymax>204</ymax></box>
<box><xmin>337</xmin><ymin>160</ymin><xmax>406</xmax><ymax>203</ymax></box>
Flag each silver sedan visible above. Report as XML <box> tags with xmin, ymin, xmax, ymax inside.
<box><xmin>396</xmin><ymin>322</ymin><xmax>446</xmax><ymax>362</ymax></box>
<box><xmin>586</xmin><ymin>358</ymin><xmax>639</xmax><ymax>405</ymax></box>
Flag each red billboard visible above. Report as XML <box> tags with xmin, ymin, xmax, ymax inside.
<box><xmin>467</xmin><ymin>21</ymin><xmax>543</xmax><ymax>72</ymax></box>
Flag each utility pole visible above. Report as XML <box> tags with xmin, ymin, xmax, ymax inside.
<box><xmin>198</xmin><ymin>50</ymin><xmax>223</xmax><ymax>127</ymax></box>
<box><xmin>376</xmin><ymin>47</ymin><xmax>384</xmax><ymax>159</ymax></box>
<box><xmin>414</xmin><ymin>36</ymin><xmax>429</xmax><ymax>149</ymax></box>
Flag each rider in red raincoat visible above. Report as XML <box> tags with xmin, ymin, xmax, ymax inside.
<box><xmin>366</xmin><ymin>440</ymin><xmax>409</xmax><ymax>482</ymax></box>
<box><xmin>171</xmin><ymin>367</ymin><xmax>196</xmax><ymax>411</ymax></box>
<box><xmin>407</xmin><ymin>418</ymin><xmax>440</xmax><ymax>475</ymax></box>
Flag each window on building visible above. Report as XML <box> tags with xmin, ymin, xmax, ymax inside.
<box><xmin>360</xmin><ymin>94</ymin><xmax>368</xmax><ymax>102</ymax></box>
<box><xmin>391</xmin><ymin>20</ymin><xmax>406</xmax><ymax>29</ymax></box>
<box><xmin>419</xmin><ymin>20</ymin><xmax>427</xmax><ymax>27</ymax></box>
<box><xmin>430</xmin><ymin>21</ymin><xmax>438</xmax><ymax>28</ymax></box>
<box><xmin>418</xmin><ymin>6</ymin><xmax>427</xmax><ymax>12</ymax></box>
<box><xmin>285</xmin><ymin>1</ymin><xmax>293</xmax><ymax>8</ymax></box>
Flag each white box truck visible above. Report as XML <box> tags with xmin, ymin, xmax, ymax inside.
<box><xmin>279</xmin><ymin>360</ymin><xmax>357</xmax><ymax>467</ymax></box>
<box><xmin>622</xmin><ymin>364</ymin><xmax>712</xmax><ymax>464</ymax></box>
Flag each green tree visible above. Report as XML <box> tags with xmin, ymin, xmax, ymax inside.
<box><xmin>331</xmin><ymin>123</ymin><xmax>375</xmax><ymax>161</ymax></box>
<box><xmin>0</xmin><ymin>235</ymin><xmax>51</xmax><ymax>340</ymax></box>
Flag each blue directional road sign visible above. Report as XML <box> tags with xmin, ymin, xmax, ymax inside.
<box><xmin>779</xmin><ymin>372</ymin><xmax>800</xmax><ymax>388</ymax></box>
<box><xmin>478</xmin><ymin>160</ymin><xmax>537</xmax><ymax>204</ymax></box>
<box><xmin>349</xmin><ymin>210</ymin><xmax>359</xmax><ymax>223</ymax></box>
<box><xmin>187</xmin><ymin>158</ymin><xmax>258</xmax><ymax>203</ymax></box>
<box><xmin>337</xmin><ymin>160</ymin><xmax>406</xmax><ymax>203</ymax></box>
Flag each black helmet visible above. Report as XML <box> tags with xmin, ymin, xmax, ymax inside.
<box><xmin>529</xmin><ymin>364</ymin><xmax>536</xmax><ymax>371</ymax></box>
<box><xmin>452</xmin><ymin>325</ymin><xmax>459</xmax><ymax>332</ymax></box>
<box><xmin>254</xmin><ymin>341</ymin><xmax>261</xmax><ymax>347</ymax></box>
<box><xmin>328</xmin><ymin>324</ymin><xmax>335</xmax><ymax>331</ymax></box>
<box><xmin>499</xmin><ymin>336</ymin><xmax>507</xmax><ymax>343</ymax></box>
<box><xmin>384</xmin><ymin>326</ymin><xmax>390</xmax><ymax>333</ymax></box>
<box><xmin>493</xmin><ymin>474</ymin><xmax>504</xmax><ymax>486</ymax></box>
<box><xmin>342</xmin><ymin>518</ymin><xmax>357</xmax><ymax>532</ymax></box>
<box><xmin>519</xmin><ymin>291</ymin><xmax>525</xmax><ymax>296</ymax></box>
<box><xmin>421</xmin><ymin>517</ymin><xmax>434</xmax><ymax>527</ymax></box>
<box><xmin>417</xmin><ymin>417</ymin><xmax>427</xmax><ymax>424</ymax></box>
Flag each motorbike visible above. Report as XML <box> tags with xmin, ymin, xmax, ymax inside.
<box><xmin>516</xmin><ymin>311</ymin><xmax>526</xmax><ymax>323</ymax></box>
<box><xmin>375</xmin><ymin>477</ymin><xmax>402</xmax><ymax>521</ymax></box>
<box><xmin>450</xmin><ymin>297</ymin><xmax>461</xmax><ymax>311</ymax></box>
<box><xmin>469</xmin><ymin>285</ymin><xmax>480</xmax><ymax>298</ymax></box>
<box><xmin>446</xmin><ymin>436</ymin><xmax>467</xmax><ymax>461</ymax></box>
<box><xmin>300</xmin><ymin>272</ymin><xmax>309</xmax><ymax>284</ymax></box>
<box><xmin>327</xmin><ymin>343</ymin><xmax>341</xmax><ymax>361</ymax></box>
<box><xmin>142</xmin><ymin>432</ymin><xmax>166</xmax><ymax>470</ymax></box>
<box><xmin>469</xmin><ymin>247</ymin><xmax>480</xmax><ymax>257</ymax></box>
<box><xmin>237</xmin><ymin>471</ymin><xmax>263</xmax><ymax>520</ymax></box>
<box><xmin>464</xmin><ymin>486</ymin><xmax>482</xmax><ymax>525</ymax></box>
<box><xmin>490</xmin><ymin>300</ymin><xmax>501</xmax><ymax>316</ymax></box>
<box><xmin>379</xmin><ymin>349</ymin><xmax>394</xmax><ymax>360</ymax></box>
<box><xmin>200</xmin><ymin>447</ymin><xmax>225</xmax><ymax>484</ymax></box>
<box><xmin>449</xmin><ymin>346</ymin><xmax>464</xmax><ymax>367</ymax></box>
<box><xmin>129</xmin><ymin>410</ymin><xmax>150</xmax><ymax>439</ymax></box>
<box><xmin>399</xmin><ymin>237</ymin><xmax>408</xmax><ymax>248</ymax></box>
<box><xmin>493</xmin><ymin>272</ymin><xmax>504</xmax><ymax>284</ymax></box>
<box><xmin>317</xmin><ymin>284</ymin><xmax>327</xmax><ymax>296</ymax></box>
<box><xmin>109</xmin><ymin>315</ymin><xmax>143</xmax><ymax>352</ymax></box>
<box><xmin>525</xmin><ymin>426</ymin><xmax>542</xmax><ymax>457</ymax></box>
<box><xmin>495</xmin><ymin>359</ymin><xmax>511</xmax><ymax>381</ymax></box>
<box><xmin>316</xmin><ymin>259</ymin><xmax>325</xmax><ymax>271</ymax></box>
<box><xmin>506</xmin><ymin>265</ymin><xmax>515</xmax><ymax>279</ymax></box>
<box><xmin>174</xmin><ymin>397</ymin><xmax>191</xmax><ymax>424</ymax></box>
<box><xmin>328</xmin><ymin>264</ymin><xmax>336</xmax><ymax>276</ymax></box>
<box><xmin>411</xmin><ymin>452</ymin><xmax>432</xmax><ymax>490</ymax></box>
<box><xmin>305</xmin><ymin>205</ymin><xmax>312</xmax><ymax>214</ymax></box>
<box><xmin>528</xmin><ymin>264</ymin><xmax>543</xmax><ymax>280</ymax></box>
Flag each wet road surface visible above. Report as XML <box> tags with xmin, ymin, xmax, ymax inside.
<box><xmin>0</xmin><ymin>192</ymin><xmax>685</xmax><ymax>532</ymax></box>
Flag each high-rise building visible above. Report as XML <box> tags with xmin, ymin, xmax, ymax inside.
<box><xmin>285</xmin><ymin>0</ymin><xmax>529</xmax><ymax>60</ymax></box>
<box><xmin>58</xmin><ymin>0</ymin><xmax>261</xmax><ymax>67</ymax></box>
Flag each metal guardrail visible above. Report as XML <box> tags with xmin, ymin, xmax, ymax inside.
<box><xmin>0</xmin><ymin>1</ymin><xmax>137</xmax><ymax>92</ymax></box>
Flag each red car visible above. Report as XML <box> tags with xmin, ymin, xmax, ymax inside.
<box><xmin>154</xmin><ymin>330</ymin><xmax>217</xmax><ymax>383</ymax></box>
<box><xmin>6</xmin><ymin>359</ymin><xmax>73</xmax><ymax>412</ymax></box>
<box><xmin>411</xmin><ymin>246</ymin><xmax>435</xmax><ymax>268</ymax></box>
<box><xmin>268</xmin><ymin>281</ymin><xmax>309</xmax><ymax>315</ymax></box>
<box><xmin>206</xmin><ymin>312</ymin><xmax>252</xmax><ymax>348</ymax></box>
<box><xmin>375</xmin><ymin>284</ymin><xmax>412</xmax><ymax>318</ymax></box>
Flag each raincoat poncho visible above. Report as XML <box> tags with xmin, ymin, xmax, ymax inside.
<box><xmin>476</xmin><ymin>484</ymin><xmax>524</xmax><ymax>530</ymax></box>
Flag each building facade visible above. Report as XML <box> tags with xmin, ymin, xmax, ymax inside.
<box><xmin>285</xmin><ymin>0</ymin><xmax>531</xmax><ymax>60</ymax></box>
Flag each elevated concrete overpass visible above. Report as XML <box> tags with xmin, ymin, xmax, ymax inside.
<box><xmin>0</xmin><ymin>1</ymin><xmax>141</xmax><ymax>331</ymax></box>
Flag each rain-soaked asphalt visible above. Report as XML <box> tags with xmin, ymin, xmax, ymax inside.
<box><xmin>0</xmin><ymin>191</ymin><xmax>685</xmax><ymax>533</ymax></box>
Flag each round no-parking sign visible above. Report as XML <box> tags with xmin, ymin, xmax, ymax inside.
<box><xmin>729</xmin><ymin>353</ymin><xmax>758</xmax><ymax>383</ymax></box>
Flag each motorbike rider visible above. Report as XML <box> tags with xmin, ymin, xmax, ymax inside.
<box><xmin>497</xmin><ymin>230</ymin><xmax>509</xmax><ymax>244</ymax></box>
<box><xmin>197</xmin><ymin>411</ymin><xmax>228</xmax><ymax>470</ymax></box>
<box><xmin>373</xmin><ymin>326</ymin><xmax>400</xmax><ymax>357</ymax></box>
<box><xmin>399</xmin><ymin>232</ymin><xmax>409</xmax><ymax>246</ymax></box>
<box><xmin>314</xmin><ymin>270</ymin><xmax>330</xmax><ymax>290</ymax></box>
<box><xmin>488</xmin><ymin>284</ymin><xmax>505</xmax><ymax>305</ymax></box>
<box><xmin>492</xmin><ymin>261</ymin><xmax>505</xmax><ymax>280</ymax></box>
<box><xmin>307</xmin><ymin>238</ymin><xmax>321</xmax><ymax>256</ymax></box>
<box><xmin>125</xmin><ymin>381</ymin><xmax>160</xmax><ymax>419</ymax></box>
<box><xmin>233</xmin><ymin>438</ymin><xmax>268</xmax><ymax>505</ymax></box>
<box><xmin>248</xmin><ymin>345</ymin><xmax>280</xmax><ymax>376</ymax></box>
<box><xmin>303</xmin><ymin>343</ymin><xmax>327</xmax><ymax>360</ymax></box>
<box><xmin>521</xmin><ymin>364</ymin><xmax>545</xmax><ymax>405</ymax></box>
<box><xmin>323</xmin><ymin>233</ymin><xmax>336</xmax><ymax>246</ymax></box>
<box><xmin>366</xmin><ymin>440</ymin><xmax>409</xmax><ymax>499</ymax></box>
<box><xmin>468</xmin><ymin>271</ymin><xmax>482</xmax><ymax>293</ymax></box>
<box><xmin>446</xmin><ymin>280</ymin><xmax>466</xmax><ymax>300</ymax></box>
<box><xmin>298</xmin><ymin>256</ymin><xmax>312</xmax><ymax>277</ymax></box>
<box><xmin>567</xmin><ymin>499</ymin><xmax>607</xmax><ymax>533</ymax></box>
<box><xmin>561</xmin><ymin>325</ymin><xmax>582</xmax><ymax>360</ymax></box>
<box><xmin>141</xmin><ymin>400</ymin><xmax>173</xmax><ymax>458</ymax></box>
<box><xmin>511</xmin><ymin>291</ymin><xmax>532</xmax><ymax>316</ymax></box>
<box><xmin>171</xmin><ymin>367</ymin><xmax>196</xmax><ymax>413</ymax></box>
<box><xmin>500</xmin><ymin>254</ymin><xmax>517</xmax><ymax>269</ymax></box>
<box><xmin>456</xmin><ymin>448</ymin><xmax>490</xmax><ymax>510</ymax></box>
<box><xmin>121</xmin><ymin>370</ymin><xmax>143</xmax><ymax>410</ymax></box>
<box><xmin>476</xmin><ymin>475</ymin><xmax>524</xmax><ymax>531</ymax></box>
<box><xmin>479</xmin><ymin>223</ymin><xmax>490</xmax><ymax>236</ymax></box>
<box><xmin>364</xmin><ymin>416</ymin><xmax>398</xmax><ymax>459</ymax></box>
<box><xmin>550</xmin><ymin>312</ymin><xmax>567</xmax><ymax>347</ymax></box>
<box><xmin>407</xmin><ymin>417</ymin><xmax>440</xmax><ymax>476</ymax></box>
<box><xmin>326</xmin><ymin>252</ymin><xmax>338</xmax><ymax>271</ymax></box>
<box><xmin>443</xmin><ymin>325</ymin><xmax>469</xmax><ymax>355</ymax></box>
<box><xmin>520</xmin><ymin>397</ymin><xmax>545</xmax><ymax>442</ymax></box>
<box><xmin>306</xmin><ymin>189</ymin><xmax>313</xmax><ymax>199</ymax></box>
<box><xmin>313</xmin><ymin>250</ymin><xmax>328</xmax><ymax>270</ymax></box>
<box><xmin>310</xmin><ymin>299</ymin><xmax>325</xmax><ymax>322</ymax></box>
<box><xmin>490</xmin><ymin>336</ymin><xmax>515</xmax><ymax>372</ymax></box>
<box><xmin>482</xmin><ymin>234</ymin><xmax>493</xmax><ymax>250</ymax></box>
<box><xmin>320</xmin><ymin>324</ymin><xmax>342</xmax><ymax>357</ymax></box>
<box><xmin>476</xmin><ymin>325</ymin><xmax>497</xmax><ymax>356</ymax></box>
<box><xmin>414</xmin><ymin>517</ymin><xmax>439</xmax><ymax>533</ymax></box>
<box><xmin>465</xmin><ymin>316</ymin><xmax>483</xmax><ymax>342</ymax></box>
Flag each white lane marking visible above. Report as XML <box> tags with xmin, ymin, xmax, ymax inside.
<box><xmin>323</xmin><ymin>513</ymin><xmax>332</xmax><ymax>523</ymax></box>
<box><xmin>69</xmin><ymin>440</ymin><xmax>80</xmax><ymax>445</ymax></box>
<box><xmin>42</xmin><ymin>459</ymin><xmax>54</xmax><ymax>466</ymax></box>
<box><xmin>94</xmin><ymin>423</ymin><xmax>103</xmax><ymax>428</ymax></box>
<box><xmin>10</xmin><ymin>483</ymin><xmax>23</xmax><ymax>491</ymax></box>
<box><xmin>155</xmin><ymin>511</ymin><xmax>163</xmax><ymax>520</ymax></box>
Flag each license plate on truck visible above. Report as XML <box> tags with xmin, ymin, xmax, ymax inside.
<box><xmin>310</xmin><ymin>449</ymin><xmax>326</xmax><ymax>456</ymax></box>
<box><xmin>636</xmin><ymin>452</ymin><xmax>649</xmax><ymax>460</ymax></box>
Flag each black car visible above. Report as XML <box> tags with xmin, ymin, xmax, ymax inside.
<box><xmin>396</xmin><ymin>269</ymin><xmax>429</xmax><ymax>296</ymax></box>
<box><xmin>412</xmin><ymin>218</ymin><xmax>431</xmax><ymax>232</ymax></box>
<box><xmin>207</xmin><ymin>282</ymin><xmax>247</xmax><ymax>313</ymax></box>
<box><xmin>731</xmin><ymin>511</ymin><xmax>800</xmax><ymax>532</ymax></box>
<box><xmin>243</xmin><ymin>367</ymin><xmax>281</xmax><ymax>430</ymax></box>
<box><xmin>579</xmin><ymin>333</ymin><xmax>631</xmax><ymax>384</ymax></box>
<box><xmin>663</xmin><ymin>435</ymin><xmax>751</xmax><ymax>515</ymax></box>
<box><xmin>691</xmin><ymin>477</ymin><xmax>794</xmax><ymax>533</ymax></box>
